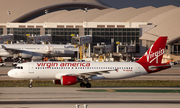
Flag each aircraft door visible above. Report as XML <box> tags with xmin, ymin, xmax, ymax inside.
<box><xmin>135</xmin><ymin>64</ymin><xmax>141</xmax><ymax>75</ymax></box>
<box><xmin>29</xmin><ymin>63</ymin><xmax>34</xmax><ymax>73</ymax></box>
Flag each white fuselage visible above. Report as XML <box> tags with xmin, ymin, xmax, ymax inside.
<box><xmin>8</xmin><ymin>62</ymin><xmax>148</xmax><ymax>80</ymax></box>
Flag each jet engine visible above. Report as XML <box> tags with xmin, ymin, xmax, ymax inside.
<box><xmin>53</xmin><ymin>76</ymin><xmax>82</xmax><ymax>85</ymax></box>
<box><xmin>18</xmin><ymin>51</ymin><xmax>32</xmax><ymax>58</ymax></box>
<box><xmin>31</xmin><ymin>53</ymin><xmax>42</xmax><ymax>61</ymax></box>
<box><xmin>61</xmin><ymin>76</ymin><xmax>78</xmax><ymax>85</ymax></box>
<box><xmin>18</xmin><ymin>51</ymin><xmax>42</xmax><ymax>61</ymax></box>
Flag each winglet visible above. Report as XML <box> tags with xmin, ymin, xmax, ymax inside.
<box><xmin>1</xmin><ymin>45</ymin><xmax>7</xmax><ymax>50</ymax></box>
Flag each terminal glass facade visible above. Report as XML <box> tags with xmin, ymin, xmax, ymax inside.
<box><xmin>171</xmin><ymin>39</ymin><xmax>180</xmax><ymax>55</ymax></box>
<box><xmin>0</xmin><ymin>28</ymin><xmax>3</xmax><ymax>35</ymax></box>
<box><xmin>7</xmin><ymin>28</ymin><xmax>40</xmax><ymax>41</ymax></box>
<box><xmin>85</xmin><ymin>28</ymin><xmax>140</xmax><ymax>53</ymax></box>
<box><xmin>45</xmin><ymin>28</ymin><xmax>79</xmax><ymax>44</ymax></box>
<box><xmin>6</xmin><ymin>27</ymin><xmax>140</xmax><ymax>53</ymax></box>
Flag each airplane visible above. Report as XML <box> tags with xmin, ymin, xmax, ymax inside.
<box><xmin>0</xmin><ymin>44</ymin><xmax>78</xmax><ymax>61</ymax></box>
<box><xmin>7</xmin><ymin>36</ymin><xmax>171</xmax><ymax>88</ymax></box>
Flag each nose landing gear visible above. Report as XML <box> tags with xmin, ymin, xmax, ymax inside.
<box><xmin>29</xmin><ymin>79</ymin><xmax>33</xmax><ymax>88</ymax></box>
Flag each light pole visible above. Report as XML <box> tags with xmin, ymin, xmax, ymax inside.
<box><xmin>84</xmin><ymin>8</ymin><xmax>88</xmax><ymax>27</ymax></box>
<box><xmin>7</xmin><ymin>11</ymin><xmax>11</xmax><ymax>23</ymax></box>
<box><xmin>45</xmin><ymin>9</ymin><xmax>48</xmax><ymax>22</ymax></box>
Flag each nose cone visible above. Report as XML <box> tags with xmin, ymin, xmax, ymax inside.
<box><xmin>8</xmin><ymin>69</ymin><xmax>16</xmax><ymax>78</ymax></box>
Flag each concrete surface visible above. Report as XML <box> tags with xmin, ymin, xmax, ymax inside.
<box><xmin>0</xmin><ymin>87</ymin><xmax>180</xmax><ymax>108</ymax></box>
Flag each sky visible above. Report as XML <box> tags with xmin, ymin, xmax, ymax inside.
<box><xmin>99</xmin><ymin>0</ymin><xmax>180</xmax><ymax>9</ymax></box>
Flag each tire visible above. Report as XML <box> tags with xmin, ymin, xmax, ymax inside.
<box><xmin>80</xmin><ymin>82</ymin><xmax>86</xmax><ymax>87</ymax></box>
<box><xmin>85</xmin><ymin>83</ymin><xmax>91</xmax><ymax>88</ymax></box>
<box><xmin>29</xmin><ymin>84</ymin><xmax>32</xmax><ymax>88</ymax></box>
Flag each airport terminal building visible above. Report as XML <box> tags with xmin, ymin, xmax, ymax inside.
<box><xmin>0</xmin><ymin>0</ymin><xmax>180</xmax><ymax>61</ymax></box>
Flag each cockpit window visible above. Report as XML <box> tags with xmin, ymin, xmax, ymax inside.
<box><xmin>15</xmin><ymin>66</ymin><xmax>23</xmax><ymax>69</ymax></box>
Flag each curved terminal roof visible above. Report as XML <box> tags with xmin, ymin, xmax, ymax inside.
<box><xmin>130</xmin><ymin>5</ymin><xmax>177</xmax><ymax>22</ymax></box>
<box><xmin>0</xmin><ymin>0</ymin><xmax>180</xmax><ymax>44</ymax></box>
<box><xmin>0</xmin><ymin>0</ymin><xmax>108</xmax><ymax>23</ymax></box>
<box><xmin>139</xmin><ymin>7</ymin><xmax>180</xmax><ymax>44</ymax></box>
<box><xmin>92</xmin><ymin>7</ymin><xmax>135</xmax><ymax>22</ymax></box>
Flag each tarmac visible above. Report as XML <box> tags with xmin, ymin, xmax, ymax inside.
<box><xmin>0</xmin><ymin>87</ymin><xmax>180</xmax><ymax>108</ymax></box>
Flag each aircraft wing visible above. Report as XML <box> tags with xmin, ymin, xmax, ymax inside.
<box><xmin>55</xmin><ymin>69</ymin><xmax>115</xmax><ymax>79</ymax></box>
<box><xmin>1</xmin><ymin>45</ymin><xmax>46</xmax><ymax>54</ymax></box>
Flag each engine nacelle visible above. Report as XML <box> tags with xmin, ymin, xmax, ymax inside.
<box><xmin>19</xmin><ymin>51</ymin><xmax>32</xmax><ymax>58</ymax></box>
<box><xmin>53</xmin><ymin>80</ymin><xmax>61</xmax><ymax>84</ymax></box>
<box><xmin>18</xmin><ymin>52</ymin><xmax>42</xmax><ymax>61</ymax></box>
<box><xmin>61</xmin><ymin>76</ymin><xmax>78</xmax><ymax>85</ymax></box>
<box><xmin>31</xmin><ymin>53</ymin><xmax>42</xmax><ymax>61</ymax></box>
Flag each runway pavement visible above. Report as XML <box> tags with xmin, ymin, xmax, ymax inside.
<box><xmin>0</xmin><ymin>87</ymin><xmax>180</xmax><ymax>108</ymax></box>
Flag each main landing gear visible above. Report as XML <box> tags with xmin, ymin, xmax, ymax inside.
<box><xmin>29</xmin><ymin>79</ymin><xmax>33</xmax><ymax>88</ymax></box>
<box><xmin>80</xmin><ymin>82</ymin><xmax>91</xmax><ymax>88</ymax></box>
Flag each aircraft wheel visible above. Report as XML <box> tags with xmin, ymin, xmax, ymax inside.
<box><xmin>29</xmin><ymin>84</ymin><xmax>32</xmax><ymax>88</ymax></box>
<box><xmin>85</xmin><ymin>83</ymin><xmax>91</xmax><ymax>88</ymax></box>
<box><xmin>80</xmin><ymin>82</ymin><xmax>86</xmax><ymax>87</ymax></box>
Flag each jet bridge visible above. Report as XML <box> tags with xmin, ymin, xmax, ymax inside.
<box><xmin>27</xmin><ymin>34</ymin><xmax>52</xmax><ymax>44</ymax></box>
<box><xmin>0</xmin><ymin>34</ymin><xmax>14</xmax><ymax>44</ymax></box>
<box><xmin>93</xmin><ymin>43</ymin><xmax>113</xmax><ymax>62</ymax></box>
<box><xmin>116</xmin><ymin>40</ymin><xmax>136</xmax><ymax>61</ymax></box>
<box><xmin>71</xmin><ymin>35</ymin><xmax>92</xmax><ymax>60</ymax></box>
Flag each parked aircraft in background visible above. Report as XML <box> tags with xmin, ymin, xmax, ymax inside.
<box><xmin>0</xmin><ymin>44</ymin><xmax>78</xmax><ymax>61</ymax></box>
<box><xmin>8</xmin><ymin>36</ymin><xmax>171</xmax><ymax>88</ymax></box>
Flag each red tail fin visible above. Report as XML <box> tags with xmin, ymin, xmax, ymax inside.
<box><xmin>136</xmin><ymin>36</ymin><xmax>167</xmax><ymax>64</ymax></box>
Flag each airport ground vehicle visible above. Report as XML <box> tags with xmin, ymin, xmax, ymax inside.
<box><xmin>0</xmin><ymin>63</ymin><xmax>5</xmax><ymax>67</ymax></box>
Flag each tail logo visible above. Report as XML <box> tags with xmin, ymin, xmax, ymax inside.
<box><xmin>145</xmin><ymin>45</ymin><xmax>164</xmax><ymax>64</ymax></box>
